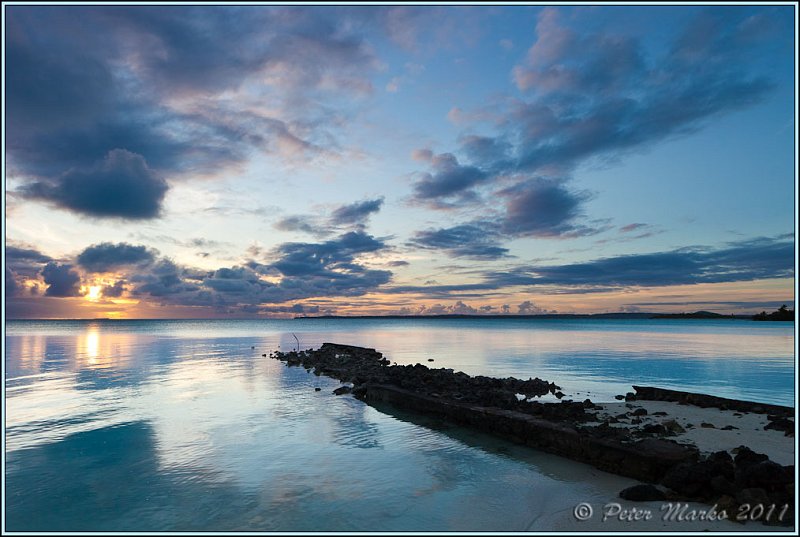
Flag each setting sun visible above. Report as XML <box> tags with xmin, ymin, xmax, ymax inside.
<box><xmin>86</xmin><ymin>286</ymin><xmax>101</xmax><ymax>301</ymax></box>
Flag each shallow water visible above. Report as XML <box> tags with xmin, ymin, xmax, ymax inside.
<box><xmin>4</xmin><ymin>318</ymin><xmax>795</xmax><ymax>531</ymax></box>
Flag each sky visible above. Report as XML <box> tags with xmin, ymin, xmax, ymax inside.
<box><xmin>3</xmin><ymin>3</ymin><xmax>797</xmax><ymax>319</ymax></box>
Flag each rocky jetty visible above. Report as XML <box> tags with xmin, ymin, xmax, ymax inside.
<box><xmin>270</xmin><ymin>343</ymin><xmax>795</xmax><ymax>526</ymax></box>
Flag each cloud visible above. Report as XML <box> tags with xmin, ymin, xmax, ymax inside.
<box><xmin>273</xmin><ymin>215</ymin><xmax>331</xmax><ymax>237</ymax></box>
<box><xmin>121</xmin><ymin>231</ymin><xmax>392</xmax><ymax>310</ymax></box>
<box><xmin>488</xmin><ymin>236</ymin><xmax>795</xmax><ymax>288</ymax></box>
<box><xmin>102</xmin><ymin>280</ymin><xmax>127</xmax><ymax>298</ymax></box>
<box><xmin>509</xmin><ymin>8</ymin><xmax>772</xmax><ymax>174</ymax></box>
<box><xmin>259</xmin><ymin>303</ymin><xmax>321</xmax><ymax>315</ymax></box>
<box><xmin>406</xmin><ymin>8</ymin><xmax>778</xmax><ymax>253</ymax></box>
<box><xmin>410</xmin><ymin>151</ymin><xmax>488</xmax><ymax>206</ymax></box>
<box><xmin>6</xmin><ymin>246</ymin><xmax>53</xmax><ymax>277</ymax></box>
<box><xmin>5</xmin><ymin>245</ymin><xmax>54</xmax><ymax>296</ymax></box>
<box><xmin>41</xmin><ymin>262</ymin><xmax>83</xmax><ymax>297</ymax></box>
<box><xmin>619</xmin><ymin>223</ymin><xmax>648</xmax><ymax>233</ymax></box>
<box><xmin>21</xmin><ymin>150</ymin><xmax>168</xmax><ymax>220</ymax></box>
<box><xmin>500</xmin><ymin>178</ymin><xmax>596</xmax><ymax>237</ymax></box>
<box><xmin>5</xmin><ymin>268</ymin><xmax>21</xmax><ymax>297</ymax></box>
<box><xmin>386</xmin><ymin>235</ymin><xmax>794</xmax><ymax>296</ymax></box>
<box><xmin>7</xmin><ymin>6</ymin><xmax>382</xmax><ymax>219</ymax></box>
<box><xmin>273</xmin><ymin>197</ymin><xmax>385</xmax><ymax>236</ymax></box>
<box><xmin>77</xmin><ymin>242</ymin><xmax>157</xmax><ymax>272</ymax></box>
<box><xmin>517</xmin><ymin>300</ymin><xmax>546</xmax><ymax>314</ymax></box>
<box><xmin>410</xmin><ymin>222</ymin><xmax>509</xmax><ymax>260</ymax></box>
<box><xmin>330</xmin><ymin>197</ymin><xmax>384</xmax><ymax>226</ymax></box>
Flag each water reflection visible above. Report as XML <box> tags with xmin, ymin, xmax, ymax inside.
<box><xmin>4</xmin><ymin>319</ymin><xmax>793</xmax><ymax>531</ymax></box>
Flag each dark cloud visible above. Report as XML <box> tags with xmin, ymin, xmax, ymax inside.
<box><xmin>271</xmin><ymin>231</ymin><xmax>387</xmax><ymax>277</ymax></box>
<box><xmin>128</xmin><ymin>259</ymin><xmax>206</xmax><ymax>302</ymax></box>
<box><xmin>273</xmin><ymin>197</ymin><xmax>385</xmax><ymax>237</ymax></box>
<box><xmin>410</xmin><ymin>151</ymin><xmax>488</xmax><ymax>206</ymax></box>
<box><xmin>77</xmin><ymin>241</ymin><xmax>157</xmax><ymax>272</ymax></box>
<box><xmin>410</xmin><ymin>222</ymin><xmax>509</xmax><ymax>260</ymax></box>
<box><xmin>5</xmin><ymin>246</ymin><xmax>54</xmax><ymax>296</ymax></box>
<box><xmin>273</xmin><ymin>215</ymin><xmax>330</xmax><ymax>236</ymax></box>
<box><xmin>21</xmin><ymin>150</ymin><xmax>168</xmax><ymax>220</ymax></box>
<box><xmin>6</xmin><ymin>246</ymin><xmax>53</xmax><ymax>277</ymax></box>
<box><xmin>41</xmin><ymin>263</ymin><xmax>83</xmax><ymax>297</ymax></box>
<box><xmin>7</xmin><ymin>6</ymin><xmax>381</xmax><ymax>219</ymax></box>
<box><xmin>123</xmin><ymin>231</ymin><xmax>392</xmax><ymax>309</ymax></box>
<box><xmin>5</xmin><ymin>268</ymin><xmax>21</xmax><ymax>297</ymax></box>
<box><xmin>387</xmin><ymin>236</ymin><xmax>794</xmax><ymax>296</ymax></box>
<box><xmin>330</xmin><ymin>197</ymin><xmax>384</xmax><ymax>226</ymax></box>
<box><xmin>486</xmin><ymin>236</ymin><xmax>795</xmax><ymax>288</ymax></box>
<box><xmin>500</xmin><ymin>178</ymin><xmax>595</xmax><ymax>237</ymax></box>
<box><xmin>102</xmin><ymin>281</ymin><xmax>127</xmax><ymax>298</ymax></box>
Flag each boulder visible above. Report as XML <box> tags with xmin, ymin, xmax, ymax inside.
<box><xmin>619</xmin><ymin>484</ymin><xmax>667</xmax><ymax>501</ymax></box>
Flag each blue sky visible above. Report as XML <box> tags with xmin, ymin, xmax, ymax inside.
<box><xmin>4</xmin><ymin>4</ymin><xmax>796</xmax><ymax>318</ymax></box>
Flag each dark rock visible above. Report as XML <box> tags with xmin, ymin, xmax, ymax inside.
<box><xmin>619</xmin><ymin>484</ymin><xmax>667</xmax><ymax>501</ymax></box>
<box><xmin>721</xmin><ymin>425</ymin><xmax>739</xmax><ymax>431</ymax></box>
<box><xmin>711</xmin><ymin>475</ymin><xmax>737</xmax><ymax>496</ymax></box>
<box><xmin>615</xmin><ymin>394</ymin><xmax>625</xmax><ymax>400</ymax></box>
<box><xmin>554</xmin><ymin>391</ymin><xmax>565</xmax><ymax>399</ymax></box>
<box><xmin>314</xmin><ymin>387</ymin><xmax>321</xmax><ymax>392</ymax></box>
<box><xmin>262</xmin><ymin>354</ymin><xmax>267</xmax><ymax>357</ymax></box>
<box><xmin>738</xmin><ymin>460</ymin><xmax>793</xmax><ymax>491</ymax></box>
<box><xmin>427</xmin><ymin>358</ymin><xmax>434</xmax><ymax>362</ymax></box>
<box><xmin>642</xmin><ymin>423</ymin><xmax>667</xmax><ymax>435</ymax></box>
<box><xmin>333</xmin><ymin>386</ymin><xmax>352</xmax><ymax>395</ymax></box>
<box><xmin>632</xmin><ymin>408</ymin><xmax>648</xmax><ymax>416</ymax></box>
<box><xmin>715</xmin><ymin>494</ymin><xmax>737</xmax><ymax>519</ymax></box>
<box><xmin>661</xmin><ymin>455</ymin><xmax>735</xmax><ymax>501</ymax></box>
<box><xmin>733</xmin><ymin>446</ymin><xmax>769</xmax><ymax>468</ymax></box>
<box><xmin>765</xmin><ymin>417</ymin><xmax>794</xmax><ymax>434</ymax></box>
<box><xmin>625</xmin><ymin>392</ymin><xmax>636</xmax><ymax>401</ymax></box>
<box><xmin>653</xmin><ymin>411</ymin><xmax>668</xmax><ymax>416</ymax></box>
<box><xmin>736</xmin><ymin>487</ymin><xmax>770</xmax><ymax>506</ymax></box>
<box><xmin>663</xmin><ymin>420</ymin><xmax>686</xmax><ymax>434</ymax></box>
<box><xmin>700</xmin><ymin>422</ymin><xmax>716</xmax><ymax>428</ymax></box>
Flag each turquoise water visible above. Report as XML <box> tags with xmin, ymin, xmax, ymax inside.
<box><xmin>4</xmin><ymin>318</ymin><xmax>795</xmax><ymax>531</ymax></box>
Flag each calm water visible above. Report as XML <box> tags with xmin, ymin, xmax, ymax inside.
<box><xmin>5</xmin><ymin>318</ymin><xmax>795</xmax><ymax>531</ymax></box>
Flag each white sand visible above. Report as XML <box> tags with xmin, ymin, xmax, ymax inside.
<box><xmin>585</xmin><ymin>400</ymin><xmax>795</xmax><ymax>466</ymax></box>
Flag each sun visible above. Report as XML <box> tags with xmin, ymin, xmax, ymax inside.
<box><xmin>86</xmin><ymin>286</ymin><xmax>102</xmax><ymax>301</ymax></box>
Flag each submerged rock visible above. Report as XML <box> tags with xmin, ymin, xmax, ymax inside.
<box><xmin>619</xmin><ymin>484</ymin><xmax>667</xmax><ymax>501</ymax></box>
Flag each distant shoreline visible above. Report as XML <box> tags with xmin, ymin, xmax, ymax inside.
<box><xmin>6</xmin><ymin>312</ymin><xmax>791</xmax><ymax>321</ymax></box>
<box><xmin>295</xmin><ymin>312</ymin><xmax>759</xmax><ymax>320</ymax></box>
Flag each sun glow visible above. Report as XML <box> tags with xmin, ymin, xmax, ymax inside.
<box><xmin>86</xmin><ymin>286</ymin><xmax>102</xmax><ymax>301</ymax></box>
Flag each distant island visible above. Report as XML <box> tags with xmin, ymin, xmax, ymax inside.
<box><xmin>753</xmin><ymin>305</ymin><xmax>795</xmax><ymax>322</ymax></box>
<box><xmin>295</xmin><ymin>310</ymin><xmax>777</xmax><ymax>321</ymax></box>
